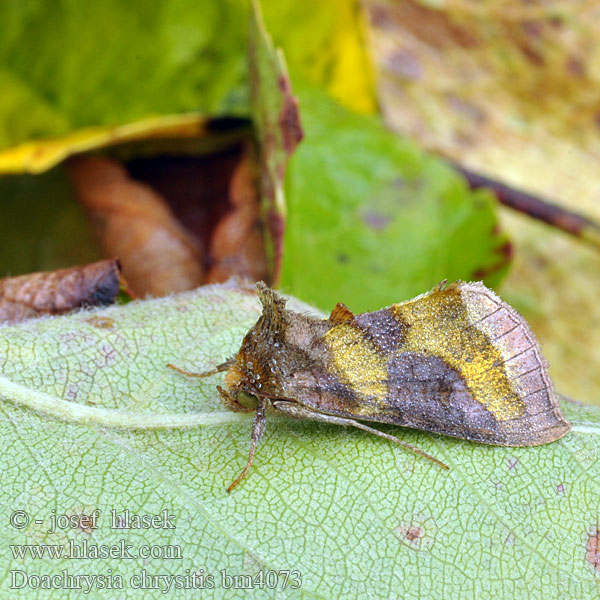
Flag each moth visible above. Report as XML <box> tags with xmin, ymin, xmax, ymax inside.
<box><xmin>169</xmin><ymin>281</ymin><xmax>570</xmax><ymax>492</ymax></box>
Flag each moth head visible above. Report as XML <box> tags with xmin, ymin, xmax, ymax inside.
<box><xmin>256</xmin><ymin>281</ymin><xmax>287</xmax><ymax>320</ymax></box>
<box><xmin>224</xmin><ymin>282</ymin><xmax>288</xmax><ymax>396</ymax></box>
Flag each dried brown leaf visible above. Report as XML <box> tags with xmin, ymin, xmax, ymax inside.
<box><xmin>205</xmin><ymin>149</ymin><xmax>268</xmax><ymax>283</ymax></box>
<box><xmin>0</xmin><ymin>258</ymin><xmax>120</xmax><ymax>324</ymax></box>
<box><xmin>67</xmin><ymin>156</ymin><xmax>203</xmax><ymax>297</ymax></box>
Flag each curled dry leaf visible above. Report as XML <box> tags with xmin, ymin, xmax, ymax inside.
<box><xmin>0</xmin><ymin>258</ymin><xmax>120</xmax><ymax>324</ymax></box>
<box><xmin>125</xmin><ymin>146</ymin><xmax>269</xmax><ymax>287</ymax></box>
<box><xmin>205</xmin><ymin>149</ymin><xmax>268</xmax><ymax>283</ymax></box>
<box><xmin>67</xmin><ymin>156</ymin><xmax>204</xmax><ymax>297</ymax></box>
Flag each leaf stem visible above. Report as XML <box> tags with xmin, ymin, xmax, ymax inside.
<box><xmin>455</xmin><ymin>163</ymin><xmax>600</xmax><ymax>250</ymax></box>
<box><xmin>0</xmin><ymin>375</ymin><xmax>252</xmax><ymax>429</ymax></box>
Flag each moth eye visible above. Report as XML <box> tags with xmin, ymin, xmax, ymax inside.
<box><xmin>273</xmin><ymin>342</ymin><xmax>280</xmax><ymax>348</ymax></box>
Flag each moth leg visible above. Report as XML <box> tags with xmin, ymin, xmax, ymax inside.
<box><xmin>272</xmin><ymin>401</ymin><xmax>449</xmax><ymax>470</ymax></box>
<box><xmin>227</xmin><ymin>398</ymin><xmax>267</xmax><ymax>493</ymax></box>
<box><xmin>167</xmin><ymin>358</ymin><xmax>235</xmax><ymax>379</ymax></box>
<box><xmin>217</xmin><ymin>385</ymin><xmax>254</xmax><ymax>413</ymax></box>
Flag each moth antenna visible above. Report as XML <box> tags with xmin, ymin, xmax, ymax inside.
<box><xmin>272</xmin><ymin>401</ymin><xmax>450</xmax><ymax>471</ymax></box>
<box><xmin>340</xmin><ymin>419</ymin><xmax>449</xmax><ymax>470</ymax></box>
<box><xmin>167</xmin><ymin>358</ymin><xmax>234</xmax><ymax>379</ymax></box>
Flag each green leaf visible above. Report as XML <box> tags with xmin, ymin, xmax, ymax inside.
<box><xmin>261</xmin><ymin>0</ymin><xmax>377</xmax><ymax>114</ymax></box>
<box><xmin>281</xmin><ymin>86</ymin><xmax>511</xmax><ymax>313</ymax></box>
<box><xmin>0</xmin><ymin>0</ymin><xmax>375</xmax><ymax>168</ymax></box>
<box><xmin>1</xmin><ymin>285</ymin><xmax>599</xmax><ymax>598</ymax></box>
<box><xmin>0</xmin><ymin>0</ymin><xmax>248</xmax><ymax>154</ymax></box>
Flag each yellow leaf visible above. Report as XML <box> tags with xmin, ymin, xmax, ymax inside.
<box><xmin>263</xmin><ymin>0</ymin><xmax>377</xmax><ymax>114</ymax></box>
<box><xmin>0</xmin><ymin>113</ymin><xmax>208</xmax><ymax>175</ymax></box>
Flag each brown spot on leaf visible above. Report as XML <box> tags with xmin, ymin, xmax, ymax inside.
<box><xmin>85</xmin><ymin>316</ymin><xmax>116</xmax><ymax>330</ymax></box>
<box><xmin>369</xmin><ymin>0</ymin><xmax>480</xmax><ymax>50</ymax></box>
<box><xmin>586</xmin><ymin>527</ymin><xmax>600</xmax><ymax>572</ymax></box>
<box><xmin>278</xmin><ymin>95</ymin><xmax>304</xmax><ymax>155</ymax></box>
<box><xmin>472</xmin><ymin>240</ymin><xmax>513</xmax><ymax>279</ymax></box>
<box><xmin>566</xmin><ymin>56</ymin><xmax>585</xmax><ymax>78</ymax></box>
<box><xmin>0</xmin><ymin>259</ymin><xmax>120</xmax><ymax>324</ymax></box>
<box><xmin>404</xmin><ymin>525</ymin><xmax>423</xmax><ymax>543</ymax></box>
<box><xmin>277</xmin><ymin>76</ymin><xmax>304</xmax><ymax>155</ymax></box>
<box><xmin>548</xmin><ymin>15</ymin><xmax>563</xmax><ymax>28</ymax></box>
<box><xmin>518</xmin><ymin>42</ymin><xmax>545</xmax><ymax>67</ymax></box>
<box><xmin>521</xmin><ymin>21</ymin><xmax>543</xmax><ymax>38</ymax></box>
<box><xmin>386</xmin><ymin>49</ymin><xmax>423</xmax><ymax>80</ymax></box>
<box><xmin>395</xmin><ymin>522</ymin><xmax>429</xmax><ymax>550</ymax></box>
<box><xmin>362</xmin><ymin>211</ymin><xmax>391</xmax><ymax>231</ymax></box>
<box><xmin>78</xmin><ymin>513</ymin><xmax>99</xmax><ymax>535</ymax></box>
<box><xmin>369</xmin><ymin>3</ymin><xmax>389</xmax><ymax>28</ymax></box>
<box><xmin>446</xmin><ymin>94</ymin><xmax>486</xmax><ymax>124</ymax></box>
